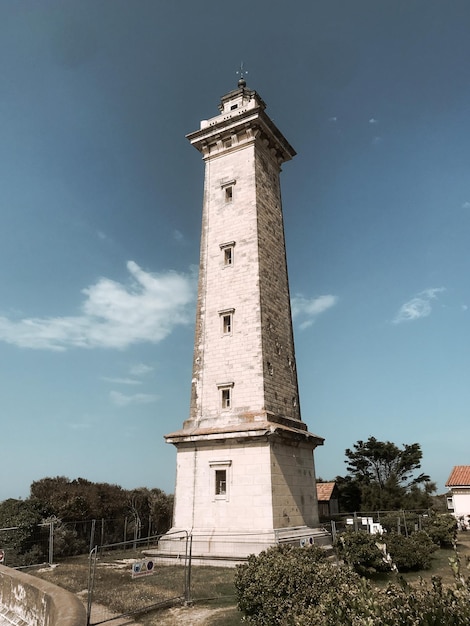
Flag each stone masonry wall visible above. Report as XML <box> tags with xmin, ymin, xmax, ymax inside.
<box><xmin>0</xmin><ymin>564</ymin><xmax>86</xmax><ymax>626</ymax></box>
<box><xmin>255</xmin><ymin>141</ymin><xmax>301</xmax><ymax>421</ymax></box>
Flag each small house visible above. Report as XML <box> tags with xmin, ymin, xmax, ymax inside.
<box><xmin>316</xmin><ymin>482</ymin><xmax>339</xmax><ymax>520</ymax></box>
<box><xmin>445</xmin><ymin>465</ymin><xmax>470</xmax><ymax>528</ymax></box>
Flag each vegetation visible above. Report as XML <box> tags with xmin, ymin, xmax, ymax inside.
<box><xmin>0</xmin><ymin>477</ymin><xmax>173</xmax><ymax>565</ymax></box>
<box><xmin>336</xmin><ymin>529</ymin><xmax>437</xmax><ymax>574</ymax></box>
<box><xmin>235</xmin><ymin>540</ymin><xmax>470</xmax><ymax>626</ymax></box>
<box><xmin>32</xmin><ymin>552</ymin><xmax>240</xmax><ymax>626</ymax></box>
<box><xmin>29</xmin><ymin>533</ymin><xmax>470</xmax><ymax>625</ymax></box>
<box><xmin>336</xmin><ymin>436</ymin><xmax>436</xmax><ymax>511</ymax></box>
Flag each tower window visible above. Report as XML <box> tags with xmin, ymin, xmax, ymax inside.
<box><xmin>224</xmin><ymin>247</ymin><xmax>233</xmax><ymax>266</ymax></box>
<box><xmin>220</xmin><ymin>179</ymin><xmax>236</xmax><ymax>202</ymax></box>
<box><xmin>210</xmin><ymin>460</ymin><xmax>232</xmax><ymax>501</ymax></box>
<box><xmin>221</xmin><ymin>388</ymin><xmax>231</xmax><ymax>408</ymax></box>
<box><xmin>219</xmin><ymin>308</ymin><xmax>235</xmax><ymax>335</ymax></box>
<box><xmin>220</xmin><ymin>241</ymin><xmax>235</xmax><ymax>267</ymax></box>
<box><xmin>222</xmin><ymin>314</ymin><xmax>232</xmax><ymax>334</ymax></box>
<box><xmin>217</xmin><ymin>381</ymin><xmax>234</xmax><ymax>409</ymax></box>
<box><xmin>215</xmin><ymin>470</ymin><xmax>227</xmax><ymax>495</ymax></box>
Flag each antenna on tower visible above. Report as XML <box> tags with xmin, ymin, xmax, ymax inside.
<box><xmin>236</xmin><ymin>62</ymin><xmax>248</xmax><ymax>88</ymax></box>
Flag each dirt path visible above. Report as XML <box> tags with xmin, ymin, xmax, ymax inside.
<box><xmin>155</xmin><ymin>605</ymin><xmax>230</xmax><ymax>626</ymax></box>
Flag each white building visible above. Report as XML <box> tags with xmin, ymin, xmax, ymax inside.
<box><xmin>446</xmin><ymin>465</ymin><xmax>470</xmax><ymax>528</ymax></box>
<box><xmin>163</xmin><ymin>78</ymin><xmax>325</xmax><ymax>562</ymax></box>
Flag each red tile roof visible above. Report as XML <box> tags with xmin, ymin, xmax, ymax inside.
<box><xmin>446</xmin><ymin>466</ymin><xmax>470</xmax><ymax>487</ymax></box>
<box><xmin>316</xmin><ymin>482</ymin><xmax>336</xmax><ymax>501</ymax></box>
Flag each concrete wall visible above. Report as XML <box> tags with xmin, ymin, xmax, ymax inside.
<box><xmin>0</xmin><ymin>565</ymin><xmax>86</xmax><ymax>626</ymax></box>
<box><xmin>451</xmin><ymin>489</ymin><xmax>470</xmax><ymax>517</ymax></box>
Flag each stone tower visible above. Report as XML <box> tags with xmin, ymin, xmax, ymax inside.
<box><xmin>164</xmin><ymin>78</ymin><xmax>324</xmax><ymax>560</ymax></box>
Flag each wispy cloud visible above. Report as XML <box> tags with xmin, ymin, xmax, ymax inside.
<box><xmin>393</xmin><ymin>288</ymin><xmax>445</xmax><ymax>324</ymax></box>
<box><xmin>129</xmin><ymin>363</ymin><xmax>154</xmax><ymax>377</ymax></box>
<box><xmin>102</xmin><ymin>377</ymin><xmax>143</xmax><ymax>386</ymax></box>
<box><xmin>109</xmin><ymin>391</ymin><xmax>159</xmax><ymax>407</ymax></box>
<box><xmin>0</xmin><ymin>261</ymin><xmax>195</xmax><ymax>351</ymax></box>
<box><xmin>173</xmin><ymin>229</ymin><xmax>184</xmax><ymax>243</ymax></box>
<box><xmin>368</xmin><ymin>117</ymin><xmax>379</xmax><ymax>124</ymax></box>
<box><xmin>291</xmin><ymin>294</ymin><xmax>338</xmax><ymax>330</ymax></box>
<box><xmin>461</xmin><ymin>201</ymin><xmax>470</xmax><ymax>209</ymax></box>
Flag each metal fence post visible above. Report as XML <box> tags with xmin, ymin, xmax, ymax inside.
<box><xmin>87</xmin><ymin>546</ymin><xmax>98</xmax><ymax>626</ymax></box>
<box><xmin>48</xmin><ymin>520</ymin><xmax>54</xmax><ymax>565</ymax></box>
<box><xmin>185</xmin><ymin>533</ymin><xmax>193</xmax><ymax>604</ymax></box>
<box><xmin>89</xmin><ymin>520</ymin><xmax>96</xmax><ymax>554</ymax></box>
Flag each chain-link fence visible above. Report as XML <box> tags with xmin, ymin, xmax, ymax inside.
<box><xmin>328</xmin><ymin>509</ymin><xmax>432</xmax><ymax>541</ymax></box>
<box><xmin>0</xmin><ymin>515</ymin><xmax>160</xmax><ymax>569</ymax></box>
<box><xmin>0</xmin><ymin>522</ymin><xmax>52</xmax><ymax>568</ymax></box>
<box><xmin>86</xmin><ymin>531</ymin><xmax>190</xmax><ymax>625</ymax></box>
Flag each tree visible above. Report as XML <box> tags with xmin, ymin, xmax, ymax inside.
<box><xmin>341</xmin><ymin>437</ymin><xmax>434</xmax><ymax>511</ymax></box>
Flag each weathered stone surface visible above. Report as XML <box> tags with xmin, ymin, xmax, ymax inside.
<box><xmin>164</xmin><ymin>84</ymin><xmax>325</xmax><ymax>560</ymax></box>
<box><xmin>0</xmin><ymin>565</ymin><xmax>86</xmax><ymax>626</ymax></box>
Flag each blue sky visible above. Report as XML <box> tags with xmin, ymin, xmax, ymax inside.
<box><xmin>1</xmin><ymin>0</ymin><xmax>469</xmax><ymax>502</ymax></box>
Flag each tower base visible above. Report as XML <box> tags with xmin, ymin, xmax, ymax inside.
<box><xmin>146</xmin><ymin>525</ymin><xmax>331</xmax><ymax>567</ymax></box>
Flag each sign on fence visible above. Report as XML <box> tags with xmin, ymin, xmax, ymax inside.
<box><xmin>0</xmin><ymin>550</ymin><xmax>4</xmax><ymax>564</ymax></box>
<box><xmin>131</xmin><ymin>559</ymin><xmax>154</xmax><ymax>578</ymax></box>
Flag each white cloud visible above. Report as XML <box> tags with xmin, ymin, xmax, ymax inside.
<box><xmin>110</xmin><ymin>391</ymin><xmax>159</xmax><ymax>407</ymax></box>
<box><xmin>291</xmin><ymin>294</ymin><xmax>338</xmax><ymax>330</ymax></box>
<box><xmin>461</xmin><ymin>201</ymin><xmax>470</xmax><ymax>209</ymax></box>
<box><xmin>102</xmin><ymin>377</ymin><xmax>143</xmax><ymax>385</ymax></box>
<box><xmin>0</xmin><ymin>261</ymin><xmax>196</xmax><ymax>351</ymax></box>
<box><xmin>328</xmin><ymin>116</ymin><xmax>338</xmax><ymax>122</ymax></box>
<box><xmin>369</xmin><ymin>117</ymin><xmax>378</xmax><ymax>124</ymax></box>
<box><xmin>173</xmin><ymin>229</ymin><xmax>184</xmax><ymax>243</ymax></box>
<box><xmin>129</xmin><ymin>363</ymin><xmax>154</xmax><ymax>376</ymax></box>
<box><xmin>393</xmin><ymin>288</ymin><xmax>445</xmax><ymax>324</ymax></box>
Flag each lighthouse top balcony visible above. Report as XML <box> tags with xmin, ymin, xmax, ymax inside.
<box><xmin>199</xmin><ymin>85</ymin><xmax>264</xmax><ymax>130</ymax></box>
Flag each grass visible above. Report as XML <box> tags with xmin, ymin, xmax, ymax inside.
<box><xmin>31</xmin><ymin>550</ymin><xmax>242</xmax><ymax>625</ymax></box>
<box><xmin>29</xmin><ymin>533</ymin><xmax>470</xmax><ymax>625</ymax></box>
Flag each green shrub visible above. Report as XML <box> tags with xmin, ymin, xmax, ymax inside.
<box><xmin>385</xmin><ymin>530</ymin><xmax>437</xmax><ymax>571</ymax></box>
<box><xmin>336</xmin><ymin>529</ymin><xmax>438</xmax><ymax>574</ymax></box>
<box><xmin>235</xmin><ymin>544</ymin><xmax>339</xmax><ymax>625</ymax></box>
<box><xmin>422</xmin><ymin>513</ymin><xmax>458</xmax><ymax>548</ymax></box>
<box><xmin>236</xmin><ymin>544</ymin><xmax>470</xmax><ymax>625</ymax></box>
<box><xmin>294</xmin><ymin>577</ymin><xmax>470</xmax><ymax>626</ymax></box>
<box><xmin>380</xmin><ymin>511</ymin><xmax>419</xmax><ymax>534</ymax></box>
<box><xmin>335</xmin><ymin>530</ymin><xmax>390</xmax><ymax>574</ymax></box>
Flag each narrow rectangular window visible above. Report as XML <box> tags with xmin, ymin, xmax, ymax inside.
<box><xmin>219</xmin><ymin>308</ymin><xmax>235</xmax><ymax>335</ymax></box>
<box><xmin>221</xmin><ymin>388</ymin><xmax>231</xmax><ymax>409</ymax></box>
<box><xmin>222</xmin><ymin>313</ymin><xmax>232</xmax><ymax>334</ymax></box>
<box><xmin>210</xmin><ymin>460</ymin><xmax>232</xmax><ymax>501</ymax></box>
<box><xmin>215</xmin><ymin>470</ymin><xmax>227</xmax><ymax>495</ymax></box>
<box><xmin>225</xmin><ymin>186</ymin><xmax>233</xmax><ymax>202</ymax></box>
<box><xmin>224</xmin><ymin>247</ymin><xmax>233</xmax><ymax>266</ymax></box>
<box><xmin>220</xmin><ymin>241</ymin><xmax>235</xmax><ymax>267</ymax></box>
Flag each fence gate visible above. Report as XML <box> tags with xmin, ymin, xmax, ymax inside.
<box><xmin>86</xmin><ymin>532</ymin><xmax>191</xmax><ymax>625</ymax></box>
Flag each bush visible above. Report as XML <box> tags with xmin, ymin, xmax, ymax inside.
<box><xmin>336</xmin><ymin>529</ymin><xmax>438</xmax><ymax>573</ymax></box>
<box><xmin>423</xmin><ymin>513</ymin><xmax>458</xmax><ymax>548</ymax></box>
<box><xmin>386</xmin><ymin>530</ymin><xmax>437</xmax><ymax>571</ymax></box>
<box><xmin>236</xmin><ymin>544</ymin><xmax>470</xmax><ymax>625</ymax></box>
<box><xmin>335</xmin><ymin>530</ymin><xmax>390</xmax><ymax>575</ymax></box>
<box><xmin>294</xmin><ymin>576</ymin><xmax>470</xmax><ymax>626</ymax></box>
<box><xmin>235</xmin><ymin>544</ymin><xmax>337</xmax><ymax>625</ymax></box>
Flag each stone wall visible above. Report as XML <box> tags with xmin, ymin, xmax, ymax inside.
<box><xmin>0</xmin><ymin>564</ymin><xmax>86</xmax><ymax>626</ymax></box>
